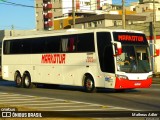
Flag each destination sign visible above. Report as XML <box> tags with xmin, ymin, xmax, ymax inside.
<box><xmin>113</xmin><ymin>32</ymin><xmax>148</xmax><ymax>45</ymax></box>
<box><xmin>118</xmin><ymin>35</ymin><xmax>144</xmax><ymax>42</ymax></box>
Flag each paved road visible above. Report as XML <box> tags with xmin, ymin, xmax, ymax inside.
<box><xmin>0</xmin><ymin>79</ymin><xmax>160</xmax><ymax>119</ymax></box>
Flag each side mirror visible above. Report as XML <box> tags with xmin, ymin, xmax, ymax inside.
<box><xmin>112</xmin><ymin>42</ymin><xmax>122</xmax><ymax>56</ymax></box>
<box><xmin>150</xmin><ymin>43</ymin><xmax>160</xmax><ymax>57</ymax></box>
<box><xmin>117</xmin><ymin>42</ymin><xmax>122</xmax><ymax>55</ymax></box>
<box><xmin>155</xmin><ymin>45</ymin><xmax>160</xmax><ymax>56</ymax></box>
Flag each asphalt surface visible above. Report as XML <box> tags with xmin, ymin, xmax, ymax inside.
<box><xmin>0</xmin><ymin>78</ymin><xmax>159</xmax><ymax>119</ymax></box>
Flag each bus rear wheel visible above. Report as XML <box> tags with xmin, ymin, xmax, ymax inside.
<box><xmin>15</xmin><ymin>72</ymin><xmax>23</xmax><ymax>88</ymax></box>
<box><xmin>84</xmin><ymin>75</ymin><xmax>96</xmax><ymax>93</ymax></box>
<box><xmin>23</xmin><ymin>73</ymin><xmax>32</xmax><ymax>88</ymax></box>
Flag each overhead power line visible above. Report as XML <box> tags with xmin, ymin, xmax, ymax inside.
<box><xmin>0</xmin><ymin>0</ymin><xmax>110</xmax><ymax>9</ymax></box>
<box><xmin>0</xmin><ymin>0</ymin><xmax>71</xmax><ymax>9</ymax></box>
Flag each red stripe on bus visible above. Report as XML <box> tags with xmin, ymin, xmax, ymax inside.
<box><xmin>115</xmin><ymin>77</ymin><xmax>152</xmax><ymax>89</ymax></box>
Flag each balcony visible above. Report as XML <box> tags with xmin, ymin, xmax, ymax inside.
<box><xmin>44</xmin><ymin>20</ymin><xmax>53</xmax><ymax>28</ymax></box>
<box><xmin>44</xmin><ymin>12</ymin><xmax>53</xmax><ymax>19</ymax></box>
<box><xmin>43</xmin><ymin>3</ymin><xmax>52</xmax><ymax>10</ymax></box>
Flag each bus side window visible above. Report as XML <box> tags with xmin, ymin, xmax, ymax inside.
<box><xmin>69</xmin><ymin>38</ymin><xmax>75</xmax><ymax>52</ymax></box>
<box><xmin>20</xmin><ymin>40</ymin><xmax>31</xmax><ymax>54</ymax></box>
<box><xmin>45</xmin><ymin>36</ymin><xmax>61</xmax><ymax>53</ymax></box>
<box><xmin>3</xmin><ymin>41</ymin><xmax>11</xmax><ymax>54</ymax></box>
<box><xmin>77</xmin><ymin>33</ymin><xmax>95</xmax><ymax>52</ymax></box>
<box><xmin>61</xmin><ymin>36</ymin><xmax>76</xmax><ymax>52</ymax></box>
<box><xmin>97</xmin><ymin>32</ymin><xmax>114</xmax><ymax>73</ymax></box>
<box><xmin>31</xmin><ymin>38</ymin><xmax>45</xmax><ymax>53</ymax></box>
<box><xmin>61</xmin><ymin>38</ymin><xmax>69</xmax><ymax>52</ymax></box>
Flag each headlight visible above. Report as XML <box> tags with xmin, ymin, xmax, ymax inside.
<box><xmin>116</xmin><ymin>75</ymin><xmax>128</xmax><ymax>80</ymax></box>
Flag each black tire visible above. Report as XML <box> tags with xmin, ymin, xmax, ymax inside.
<box><xmin>23</xmin><ymin>73</ymin><xmax>32</xmax><ymax>88</ymax></box>
<box><xmin>84</xmin><ymin>75</ymin><xmax>96</xmax><ymax>93</ymax></box>
<box><xmin>15</xmin><ymin>72</ymin><xmax>23</xmax><ymax>88</ymax></box>
<box><xmin>115</xmin><ymin>89</ymin><xmax>126</xmax><ymax>93</ymax></box>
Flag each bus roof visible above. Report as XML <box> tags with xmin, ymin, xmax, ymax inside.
<box><xmin>3</xmin><ymin>28</ymin><xmax>144</xmax><ymax>40</ymax></box>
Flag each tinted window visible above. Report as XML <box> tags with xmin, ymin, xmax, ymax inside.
<box><xmin>61</xmin><ymin>35</ymin><xmax>77</xmax><ymax>52</ymax></box>
<box><xmin>97</xmin><ymin>32</ymin><xmax>115</xmax><ymax>73</ymax></box>
<box><xmin>10</xmin><ymin>40</ymin><xmax>22</xmax><ymax>54</ymax></box>
<box><xmin>77</xmin><ymin>33</ymin><xmax>95</xmax><ymax>52</ymax></box>
<box><xmin>3</xmin><ymin>33</ymin><xmax>95</xmax><ymax>54</ymax></box>
<box><xmin>20</xmin><ymin>40</ymin><xmax>31</xmax><ymax>53</ymax></box>
<box><xmin>3</xmin><ymin>41</ymin><xmax>11</xmax><ymax>54</ymax></box>
<box><xmin>61</xmin><ymin>33</ymin><xmax>95</xmax><ymax>53</ymax></box>
<box><xmin>45</xmin><ymin>36</ymin><xmax>61</xmax><ymax>53</ymax></box>
<box><xmin>31</xmin><ymin>38</ymin><xmax>45</xmax><ymax>53</ymax></box>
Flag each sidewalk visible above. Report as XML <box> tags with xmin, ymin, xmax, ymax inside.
<box><xmin>152</xmin><ymin>77</ymin><xmax>160</xmax><ymax>84</ymax></box>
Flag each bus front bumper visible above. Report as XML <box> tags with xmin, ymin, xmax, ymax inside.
<box><xmin>115</xmin><ymin>77</ymin><xmax>152</xmax><ymax>89</ymax></box>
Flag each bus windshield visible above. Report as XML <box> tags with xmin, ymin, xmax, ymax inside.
<box><xmin>116</xmin><ymin>45</ymin><xmax>151</xmax><ymax>73</ymax></box>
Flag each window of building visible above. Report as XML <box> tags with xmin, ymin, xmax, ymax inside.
<box><xmin>114</xmin><ymin>21</ymin><xmax>117</xmax><ymax>26</ymax></box>
<box><xmin>88</xmin><ymin>22</ymin><xmax>91</xmax><ymax>27</ymax></box>
<box><xmin>98</xmin><ymin>21</ymin><xmax>102</xmax><ymax>24</ymax></box>
<box><xmin>91</xmin><ymin>21</ymin><xmax>97</xmax><ymax>27</ymax></box>
<box><xmin>146</xmin><ymin>7</ymin><xmax>148</xmax><ymax>10</ymax></box>
<box><xmin>85</xmin><ymin>2</ymin><xmax>90</xmax><ymax>6</ymax></box>
<box><xmin>142</xmin><ymin>8</ymin><xmax>145</xmax><ymax>12</ymax></box>
<box><xmin>133</xmin><ymin>8</ymin><xmax>136</xmax><ymax>11</ymax></box>
<box><xmin>60</xmin><ymin>23</ymin><xmax>63</xmax><ymax>29</ymax></box>
<box><xmin>36</xmin><ymin>12</ymin><xmax>39</xmax><ymax>17</ymax></box>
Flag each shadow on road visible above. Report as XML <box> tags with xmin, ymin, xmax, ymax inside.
<box><xmin>0</xmin><ymin>79</ymin><xmax>140</xmax><ymax>94</ymax></box>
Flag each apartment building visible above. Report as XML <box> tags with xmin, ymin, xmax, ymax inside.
<box><xmin>127</xmin><ymin>0</ymin><xmax>160</xmax><ymax>22</ymax></box>
<box><xmin>36</xmin><ymin>0</ymin><xmax>63</xmax><ymax>31</ymax></box>
<box><xmin>69</xmin><ymin>14</ymin><xmax>146</xmax><ymax>29</ymax></box>
<box><xmin>35</xmin><ymin>0</ymin><xmax>112</xmax><ymax>30</ymax></box>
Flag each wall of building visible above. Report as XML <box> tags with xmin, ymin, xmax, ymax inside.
<box><xmin>35</xmin><ymin>0</ymin><xmax>44</xmax><ymax>31</ymax></box>
<box><xmin>127</xmin><ymin>2</ymin><xmax>160</xmax><ymax>22</ymax></box>
<box><xmin>53</xmin><ymin>0</ymin><xmax>62</xmax><ymax>17</ymax></box>
<box><xmin>54</xmin><ymin>17</ymin><xmax>80</xmax><ymax>30</ymax></box>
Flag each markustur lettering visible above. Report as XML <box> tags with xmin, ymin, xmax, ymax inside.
<box><xmin>41</xmin><ymin>54</ymin><xmax>66</xmax><ymax>64</ymax></box>
<box><xmin>118</xmin><ymin>35</ymin><xmax>144</xmax><ymax>42</ymax></box>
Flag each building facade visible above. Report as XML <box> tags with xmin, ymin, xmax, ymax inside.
<box><xmin>35</xmin><ymin>0</ymin><xmax>112</xmax><ymax>30</ymax></box>
<box><xmin>127</xmin><ymin>0</ymin><xmax>160</xmax><ymax>22</ymax></box>
<box><xmin>69</xmin><ymin>14</ymin><xmax>146</xmax><ymax>29</ymax></box>
<box><xmin>36</xmin><ymin>0</ymin><xmax>63</xmax><ymax>31</ymax></box>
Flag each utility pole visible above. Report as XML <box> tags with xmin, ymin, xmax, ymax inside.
<box><xmin>122</xmin><ymin>0</ymin><xmax>125</xmax><ymax>29</ymax></box>
<box><xmin>11</xmin><ymin>25</ymin><xmax>14</xmax><ymax>37</ymax></box>
<box><xmin>72</xmin><ymin>0</ymin><xmax>75</xmax><ymax>28</ymax></box>
<box><xmin>153</xmin><ymin>0</ymin><xmax>156</xmax><ymax>45</ymax></box>
<box><xmin>153</xmin><ymin>0</ymin><xmax>157</xmax><ymax>73</ymax></box>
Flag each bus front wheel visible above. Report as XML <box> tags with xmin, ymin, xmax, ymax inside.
<box><xmin>23</xmin><ymin>73</ymin><xmax>32</xmax><ymax>88</ymax></box>
<box><xmin>15</xmin><ymin>72</ymin><xmax>23</xmax><ymax>88</ymax></box>
<box><xmin>84</xmin><ymin>75</ymin><xmax>96</xmax><ymax>93</ymax></box>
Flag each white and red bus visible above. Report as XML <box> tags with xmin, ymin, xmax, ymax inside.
<box><xmin>1</xmin><ymin>29</ymin><xmax>155</xmax><ymax>92</ymax></box>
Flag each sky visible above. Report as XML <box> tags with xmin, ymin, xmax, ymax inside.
<box><xmin>0</xmin><ymin>0</ymin><xmax>139</xmax><ymax>30</ymax></box>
